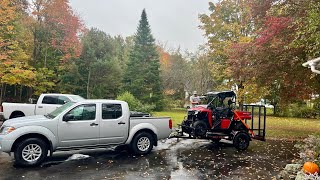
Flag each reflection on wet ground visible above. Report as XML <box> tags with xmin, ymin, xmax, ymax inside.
<box><xmin>0</xmin><ymin>139</ymin><xmax>297</xmax><ymax>180</ymax></box>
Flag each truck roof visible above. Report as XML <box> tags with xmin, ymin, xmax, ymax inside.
<box><xmin>79</xmin><ymin>99</ymin><xmax>126</xmax><ymax>104</ymax></box>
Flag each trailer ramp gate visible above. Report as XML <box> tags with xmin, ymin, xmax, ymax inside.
<box><xmin>240</xmin><ymin>104</ymin><xmax>266</xmax><ymax>141</ymax></box>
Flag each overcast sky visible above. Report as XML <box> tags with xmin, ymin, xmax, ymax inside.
<box><xmin>69</xmin><ymin>0</ymin><xmax>212</xmax><ymax>52</ymax></box>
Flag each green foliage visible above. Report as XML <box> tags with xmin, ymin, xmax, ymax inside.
<box><xmin>116</xmin><ymin>91</ymin><xmax>155</xmax><ymax>113</ymax></box>
<box><xmin>278</xmin><ymin>103</ymin><xmax>317</xmax><ymax>118</ymax></box>
<box><xmin>124</xmin><ymin>9</ymin><xmax>163</xmax><ymax>110</ymax></box>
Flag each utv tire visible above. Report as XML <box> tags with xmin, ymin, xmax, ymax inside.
<box><xmin>193</xmin><ymin>121</ymin><xmax>208</xmax><ymax>137</ymax></box>
<box><xmin>131</xmin><ymin>132</ymin><xmax>154</xmax><ymax>155</ymax></box>
<box><xmin>14</xmin><ymin>138</ymin><xmax>48</xmax><ymax>167</ymax></box>
<box><xmin>233</xmin><ymin>132</ymin><xmax>250</xmax><ymax>150</ymax></box>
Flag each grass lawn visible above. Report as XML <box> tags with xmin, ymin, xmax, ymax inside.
<box><xmin>153</xmin><ymin>110</ymin><xmax>320</xmax><ymax>140</ymax></box>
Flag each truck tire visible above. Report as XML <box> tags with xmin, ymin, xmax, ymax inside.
<box><xmin>14</xmin><ymin>138</ymin><xmax>48</xmax><ymax>167</ymax></box>
<box><xmin>233</xmin><ymin>132</ymin><xmax>250</xmax><ymax>150</ymax></box>
<box><xmin>131</xmin><ymin>132</ymin><xmax>154</xmax><ymax>155</ymax></box>
<box><xmin>193</xmin><ymin>121</ymin><xmax>208</xmax><ymax>137</ymax></box>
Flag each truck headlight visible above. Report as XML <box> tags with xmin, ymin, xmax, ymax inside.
<box><xmin>0</xmin><ymin>126</ymin><xmax>15</xmax><ymax>135</ymax></box>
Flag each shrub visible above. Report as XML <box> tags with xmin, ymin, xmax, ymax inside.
<box><xmin>278</xmin><ymin>103</ymin><xmax>317</xmax><ymax>118</ymax></box>
<box><xmin>116</xmin><ymin>91</ymin><xmax>155</xmax><ymax>113</ymax></box>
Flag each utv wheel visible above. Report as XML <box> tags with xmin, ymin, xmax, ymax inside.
<box><xmin>14</xmin><ymin>138</ymin><xmax>48</xmax><ymax>167</ymax></box>
<box><xmin>131</xmin><ymin>132</ymin><xmax>154</xmax><ymax>155</ymax></box>
<box><xmin>193</xmin><ymin>121</ymin><xmax>208</xmax><ymax>137</ymax></box>
<box><xmin>233</xmin><ymin>132</ymin><xmax>250</xmax><ymax>150</ymax></box>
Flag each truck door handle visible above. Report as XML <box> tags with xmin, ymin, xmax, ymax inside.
<box><xmin>38</xmin><ymin>106</ymin><xmax>43</xmax><ymax>108</ymax></box>
<box><xmin>118</xmin><ymin>121</ymin><xmax>126</xmax><ymax>125</ymax></box>
<box><xmin>90</xmin><ymin>123</ymin><xmax>99</xmax><ymax>126</ymax></box>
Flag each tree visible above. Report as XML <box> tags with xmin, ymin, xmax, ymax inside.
<box><xmin>60</xmin><ymin>28</ymin><xmax>129</xmax><ymax>99</ymax></box>
<box><xmin>0</xmin><ymin>0</ymin><xmax>36</xmax><ymax>103</ymax></box>
<box><xmin>123</xmin><ymin>9</ymin><xmax>163</xmax><ymax>110</ymax></box>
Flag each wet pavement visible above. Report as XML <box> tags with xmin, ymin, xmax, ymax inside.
<box><xmin>0</xmin><ymin>139</ymin><xmax>298</xmax><ymax>180</ymax></box>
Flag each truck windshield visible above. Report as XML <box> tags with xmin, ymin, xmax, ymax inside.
<box><xmin>46</xmin><ymin>102</ymin><xmax>75</xmax><ymax>119</ymax></box>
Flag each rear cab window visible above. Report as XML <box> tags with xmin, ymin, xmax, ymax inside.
<box><xmin>102</xmin><ymin>104</ymin><xmax>122</xmax><ymax>119</ymax></box>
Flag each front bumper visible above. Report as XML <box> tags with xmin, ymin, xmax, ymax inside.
<box><xmin>0</xmin><ymin>136</ymin><xmax>15</xmax><ymax>152</ymax></box>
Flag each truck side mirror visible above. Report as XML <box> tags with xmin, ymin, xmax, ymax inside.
<box><xmin>63</xmin><ymin>114</ymin><xmax>74</xmax><ymax>122</ymax></box>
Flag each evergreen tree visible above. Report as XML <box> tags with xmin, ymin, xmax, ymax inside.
<box><xmin>124</xmin><ymin>9</ymin><xmax>163</xmax><ymax>110</ymax></box>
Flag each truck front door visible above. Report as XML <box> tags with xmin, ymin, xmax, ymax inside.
<box><xmin>58</xmin><ymin>104</ymin><xmax>99</xmax><ymax>147</ymax></box>
<box><xmin>99</xmin><ymin>103</ymin><xmax>129</xmax><ymax>145</ymax></box>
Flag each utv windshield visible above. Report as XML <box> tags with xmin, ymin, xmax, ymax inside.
<box><xmin>46</xmin><ymin>102</ymin><xmax>75</xmax><ymax>119</ymax></box>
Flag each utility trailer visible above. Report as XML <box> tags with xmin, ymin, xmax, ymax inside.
<box><xmin>170</xmin><ymin>91</ymin><xmax>266</xmax><ymax>150</ymax></box>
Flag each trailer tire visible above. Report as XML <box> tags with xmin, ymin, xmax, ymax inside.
<box><xmin>193</xmin><ymin>121</ymin><xmax>208</xmax><ymax>137</ymax></box>
<box><xmin>233</xmin><ymin>132</ymin><xmax>250</xmax><ymax>150</ymax></box>
<box><xmin>131</xmin><ymin>132</ymin><xmax>154</xmax><ymax>155</ymax></box>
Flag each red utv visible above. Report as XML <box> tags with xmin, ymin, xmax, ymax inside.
<box><xmin>173</xmin><ymin>91</ymin><xmax>266</xmax><ymax>150</ymax></box>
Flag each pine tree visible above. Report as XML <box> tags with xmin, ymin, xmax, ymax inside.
<box><xmin>124</xmin><ymin>9</ymin><xmax>163</xmax><ymax>110</ymax></box>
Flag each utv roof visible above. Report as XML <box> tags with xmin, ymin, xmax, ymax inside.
<box><xmin>206</xmin><ymin>91</ymin><xmax>236</xmax><ymax>97</ymax></box>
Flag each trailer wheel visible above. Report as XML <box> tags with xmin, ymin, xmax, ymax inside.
<box><xmin>233</xmin><ymin>132</ymin><xmax>250</xmax><ymax>150</ymax></box>
<box><xmin>131</xmin><ymin>132</ymin><xmax>154</xmax><ymax>155</ymax></box>
<box><xmin>193</xmin><ymin>121</ymin><xmax>208</xmax><ymax>137</ymax></box>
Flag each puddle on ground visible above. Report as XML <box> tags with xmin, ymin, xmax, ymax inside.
<box><xmin>0</xmin><ymin>139</ymin><xmax>298</xmax><ymax>180</ymax></box>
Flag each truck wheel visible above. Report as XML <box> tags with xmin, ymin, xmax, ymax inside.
<box><xmin>131</xmin><ymin>132</ymin><xmax>154</xmax><ymax>155</ymax></box>
<box><xmin>14</xmin><ymin>138</ymin><xmax>48</xmax><ymax>167</ymax></box>
<box><xmin>233</xmin><ymin>132</ymin><xmax>250</xmax><ymax>150</ymax></box>
<box><xmin>193</xmin><ymin>121</ymin><xmax>208</xmax><ymax>137</ymax></box>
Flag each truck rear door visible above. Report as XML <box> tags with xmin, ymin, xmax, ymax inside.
<box><xmin>99</xmin><ymin>103</ymin><xmax>129</xmax><ymax>145</ymax></box>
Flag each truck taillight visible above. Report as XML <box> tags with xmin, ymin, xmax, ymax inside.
<box><xmin>0</xmin><ymin>106</ymin><xmax>2</xmax><ymax>112</ymax></box>
<box><xmin>169</xmin><ymin>119</ymin><xmax>172</xmax><ymax>129</ymax></box>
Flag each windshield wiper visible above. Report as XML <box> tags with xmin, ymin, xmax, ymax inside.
<box><xmin>44</xmin><ymin>114</ymin><xmax>54</xmax><ymax>119</ymax></box>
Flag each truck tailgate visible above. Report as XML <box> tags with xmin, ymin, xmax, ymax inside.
<box><xmin>130</xmin><ymin>117</ymin><xmax>172</xmax><ymax>140</ymax></box>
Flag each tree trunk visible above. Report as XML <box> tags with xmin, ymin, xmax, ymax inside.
<box><xmin>0</xmin><ymin>83</ymin><xmax>3</xmax><ymax>104</ymax></box>
<box><xmin>86</xmin><ymin>68</ymin><xmax>91</xmax><ymax>99</ymax></box>
<box><xmin>19</xmin><ymin>85</ymin><xmax>23</xmax><ymax>102</ymax></box>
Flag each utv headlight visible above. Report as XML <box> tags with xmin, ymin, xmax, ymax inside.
<box><xmin>194</xmin><ymin>111</ymin><xmax>199</xmax><ymax>115</ymax></box>
<box><xmin>0</xmin><ymin>126</ymin><xmax>16</xmax><ymax>135</ymax></box>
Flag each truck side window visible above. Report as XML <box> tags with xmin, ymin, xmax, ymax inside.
<box><xmin>67</xmin><ymin>104</ymin><xmax>96</xmax><ymax>121</ymax></box>
<box><xmin>58</xmin><ymin>96</ymin><xmax>70</xmax><ymax>105</ymax></box>
<box><xmin>102</xmin><ymin>104</ymin><xmax>122</xmax><ymax>119</ymax></box>
<box><xmin>42</xmin><ymin>96</ymin><xmax>59</xmax><ymax>104</ymax></box>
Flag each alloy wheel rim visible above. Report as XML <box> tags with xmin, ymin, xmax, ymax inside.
<box><xmin>137</xmin><ymin>137</ymin><xmax>150</xmax><ymax>151</ymax></box>
<box><xmin>22</xmin><ymin>144</ymin><xmax>42</xmax><ymax>162</ymax></box>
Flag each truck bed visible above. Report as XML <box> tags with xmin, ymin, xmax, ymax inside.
<box><xmin>130</xmin><ymin>117</ymin><xmax>172</xmax><ymax>140</ymax></box>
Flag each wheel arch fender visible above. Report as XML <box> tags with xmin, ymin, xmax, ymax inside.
<box><xmin>9</xmin><ymin>126</ymin><xmax>58</xmax><ymax>153</ymax></box>
<box><xmin>125</xmin><ymin>123</ymin><xmax>158</xmax><ymax>146</ymax></box>
<box><xmin>9</xmin><ymin>111</ymin><xmax>25</xmax><ymax>119</ymax></box>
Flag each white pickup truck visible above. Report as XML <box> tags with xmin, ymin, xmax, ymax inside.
<box><xmin>0</xmin><ymin>99</ymin><xmax>172</xmax><ymax>167</ymax></box>
<box><xmin>0</xmin><ymin>94</ymin><xmax>85</xmax><ymax>120</ymax></box>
